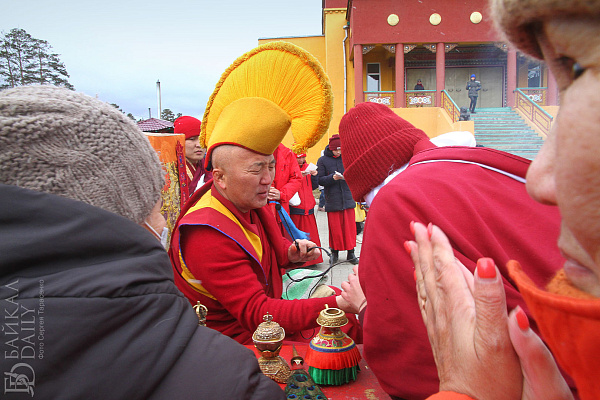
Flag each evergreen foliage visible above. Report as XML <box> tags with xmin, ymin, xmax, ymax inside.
<box><xmin>0</xmin><ymin>28</ymin><xmax>73</xmax><ymax>90</ymax></box>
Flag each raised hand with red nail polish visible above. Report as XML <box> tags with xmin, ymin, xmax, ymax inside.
<box><xmin>408</xmin><ymin>222</ymin><xmax>522</xmax><ymax>400</ymax></box>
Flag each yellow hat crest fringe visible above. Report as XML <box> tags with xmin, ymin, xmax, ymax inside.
<box><xmin>201</xmin><ymin>41</ymin><xmax>333</xmax><ymax>158</ymax></box>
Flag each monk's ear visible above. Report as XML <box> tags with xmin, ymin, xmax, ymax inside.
<box><xmin>212</xmin><ymin>168</ymin><xmax>226</xmax><ymax>190</ymax></box>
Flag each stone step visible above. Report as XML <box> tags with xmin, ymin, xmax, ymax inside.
<box><xmin>476</xmin><ymin>139</ymin><xmax>544</xmax><ymax>145</ymax></box>
<box><xmin>476</xmin><ymin>126</ymin><xmax>535</xmax><ymax>130</ymax></box>
<box><xmin>471</xmin><ymin>107</ymin><xmax>543</xmax><ymax>160</ymax></box>
<box><xmin>474</xmin><ymin>117</ymin><xmax>529</xmax><ymax>120</ymax></box>
<box><xmin>477</xmin><ymin>144</ymin><xmax>543</xmax><ymax>150</ymax></box>
<box><xmin>475</xmin><ymin>131</ymin><xmax>543</xmax><ymax>138</ymax></box>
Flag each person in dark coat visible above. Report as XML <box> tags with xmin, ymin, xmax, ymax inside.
<box><xmin>0</xmin><ymin>85</ymin><xmax>284</xmax><ymax>400</ymax></box>
<box><xmin>317</xmin><ymin>134</ymin><xmax>358</xmax><ymax>264</ymax></box>
<box><xmin>466</xmin><ymin>74</ymin><xmax>482</xmax><ymax>113</ymax></box>
<box><xmin>414</xmin><ymin>79</ymin><xmax>425</xmax><ymax>90</ymax></box>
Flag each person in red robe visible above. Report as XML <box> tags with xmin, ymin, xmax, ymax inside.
<box><xmin>338</xmin><ymin>102</ymin><xmax>569</xmax><ymax>400</ymax></box>
<box><xmin>174</xmin><ymin>116</ymin><xmax>210</xmax><ymax>196</ymax></box>
<box><xmin>169</xmin><ymin>42</ymin><xmax>362</xmax><ymax>346</ymax></box>
<box><xmin>289</xmin><ymin>153</ymin><xmax>323</xmax><ymax>266</ymax></box>
<box><xmin>170</xmin><ymin>145</ymin><xmax>361</xmax><ymax>344</ymax></box>
<box><xmin>268</xmin><ymin>143</ymin><xmax>302</xmax><ymax>238</ymax></box>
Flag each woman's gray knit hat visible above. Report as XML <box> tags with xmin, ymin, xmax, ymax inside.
<box><xmin>0</xmin><ymin>85</ymin><xmax>164</xmax><ymax>224</ymax></box>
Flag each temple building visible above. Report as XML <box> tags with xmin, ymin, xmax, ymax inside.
<box><xmin>259</xmin><ymin>0</ymin><xmax>557</xmax><ymax>161</ymax></box>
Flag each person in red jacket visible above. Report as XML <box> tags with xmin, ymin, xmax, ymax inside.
<box><xmin>406</xmin><ymin>1</ymin><xmax>600</xmax><ymax>399</ymax></box>
<box><xmin>289</xmin><ymin>153</ymin><xmax>323</xmax><ymax>266</ymax></box>
<box><xmin>338</xmin><ymin>103</ymin><xmax>567</xmax><ymax>399</ymax></box>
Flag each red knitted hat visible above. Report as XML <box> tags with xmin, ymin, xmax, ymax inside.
<box><xmin>329</xmin><ymin>134</ymin><xmax>341</xmax><ymax>150</ymax></box>
<box><xmin>174</xmin><ymin>116</ymin><xmax>201</xmax><ymax>140</ymax></box>
<box><xmin>339</xmin><ymin>102</ymin><xmax>432</xmax><ymax>201</ymax></box>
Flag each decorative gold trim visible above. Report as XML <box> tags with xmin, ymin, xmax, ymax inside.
<box><xmin>324</xmin><ymin>8</ymin><xmax>347</xmax><ymax>14</ymax></box>
<box><xmin>494</xmin><ymin>42</ymin><xmax>509</xmax><ymax>52</ymax></box>
<box><xmin>444</xmin><ymin>43</ymin><xmax>458</xmax><ymax>53</ymax></box>
<box><xmin>316</xmin><ymin>306</ymin><xmax>349</xmax><ymax>327</ymax></box>
<box><xmin>403</xmin><ymin>44</ymin><xmax>417</xmax><ymax>54</ymax></box>
<box><xmin>383</xmin><ymin>44</ymin><xmax>396</xmax><ymax>54</ymax></box>
<box><xmin>429</xmin><ymin>13</ymin><xmax>441</xmax><ymax>26</ymax></box>
<box><xmin>423</xmin><ymin>44</ymin><xmax>437</xmax><ymax>53</ymax></box>
<box><xmin>362</xmin><ymin>45</ymin><xmax>375</xmax><ymax>54</ymax></box>
<box><xmin>470</xmin><ymin>11</ymin><xmax>483</xmax><ymax>24</ymax></box>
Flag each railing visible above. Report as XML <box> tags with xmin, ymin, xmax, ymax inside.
<box><xmin>519</xmin><ymin>87</ymin><xmax>547</xmax><ymax>105</ymax></box>
<box><xmin>515</xmin><ymin>88</ymin><xmax>553</xmax><ymax>137</ymax></box>
<box><xmin>441</xmin><ymin>90</ymin><xmax>460</xmax><ymax>122</ymax></box>
<box><xmin>364</xmin><ymin>91</ymin><xmax>395</xmax><ymax>107</ymax></box>
<box><xmin>405</xmin><ymin>90</ymin><xmax>436</xmax><ymax>108</ymax></box>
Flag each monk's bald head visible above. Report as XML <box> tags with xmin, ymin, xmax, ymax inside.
<box><xmin>211</xmin><ymin>145</ymin><xmax>240</xmax><ymax>172</ymax></box>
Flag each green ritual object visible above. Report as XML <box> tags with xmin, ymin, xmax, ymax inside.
<box><xmin>304</xmin><ymin>305</ymin><xmax>361</xmax><ymax>386</ymax></box>
<box><xmin>284</xmin><ymin>345</ymin><xmax>326</xmax><ymax>399</ymax></box>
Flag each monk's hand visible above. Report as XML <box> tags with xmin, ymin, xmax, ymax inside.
<box><xmin>507</xmin><ymin>307</ymin><xmax>574</xmax><ymax>400</ymax></box>
<box><xmin>405</xmin><ymin>222</ymin><xmax>522</xmax><ymax>400</ymax></box>
<box><xmin>268</xmin><ymin>187</ymin><xmax>280</xmax><ymax>201</ymax></box>
<box><xmin>340</xmin><ymin>265</ymin><xmax>366</xmax><ymax>314</ymax></box>
<box><xmin>288</xmin><ymin>239</ymin><xmax>321</xmax><ymax>264</ymax></box>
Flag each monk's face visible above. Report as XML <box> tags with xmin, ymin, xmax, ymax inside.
<box><xmin>185</xmin><ymin>136</ymin><xmax>205</xmax><ymax>164</ymax></box>
<box><xmin>215</xmin><ymin>147</ymin><xmax>276</xmax><ymax>213</ymax></box>
<box><xmin>526</xmin><ymin>17</ymin><xmax>600</xmax><ymax>296</ymax></box>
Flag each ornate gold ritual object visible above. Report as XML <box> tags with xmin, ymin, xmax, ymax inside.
<box><xmin>252</xmin><ymin>313</ymin><xmax>291</xmax><ymax>383</ymax></box>
<box><xmin>193</xmin><ymin>301</ymin><xmax>208</xmax><ymax>326</ymax></box>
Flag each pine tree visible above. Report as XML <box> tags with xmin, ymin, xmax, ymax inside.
<box><xmin>0</xmin><ymin>28</ymin><xmax>73</xmax><ymax>90</ymax></box>
<box><xmin>161</xmin><ymin>108</ymin><xmax>176</xmax><ymax>122</ymax></box>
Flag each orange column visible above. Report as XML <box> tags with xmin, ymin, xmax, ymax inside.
<box><xmin>354</xmin><ymin>44</ymin><xmax>363</xmax><ymax>105</ymax></box>
<box><xmin>395</xmin><ymin>43</ymin><xmax>405</xmax><ymax>108</ymax></box>
<box><xmin>547</xmin><ymin>68</ymin><xmax>558</xmax><ymax>106</ymax></box>
<box><xmin>507</xmin><ymin>47</ymin><xmax>517</xmax><ymax>107</ymax></box>
<box><xmin>435</xmin><ymin>43</ymin><xmax>445</xmax><ymax>107</ymax></box>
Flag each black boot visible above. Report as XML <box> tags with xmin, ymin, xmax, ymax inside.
<box><xmin>347</xmin><ymin>249</ymin><xmax>359</xmax><ymax>265</ymax></box>
<box><xmin>330</xmin><ymin>250</ymin><xmax>339</xmax><ymax>264</ymax></box>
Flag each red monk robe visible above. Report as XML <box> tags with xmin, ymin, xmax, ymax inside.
<box><xmin>169</xmin><ymin>182</ymin><xmax>361</xmax><ymax>345</ymax></box>
<box><xmin>269</xmin><ymin>144</ymin><xmax>302</xmax><ymax>239</ymax></box>
<box><xmin>289</xmin><ymin>162</ymin><xmax>323</xmax><ymax>266</ymax></box>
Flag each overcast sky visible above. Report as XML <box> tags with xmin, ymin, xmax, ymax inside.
<box><xmin>1</xmin><ymin>0</ymin><xmax>323</xmax><ymax>120</ymax></box>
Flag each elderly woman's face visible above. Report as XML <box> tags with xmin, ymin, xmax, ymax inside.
<box><xmin>527</xmin><ymin>18</ymin><xmax>600</xmax><ymax>296</ymax></box>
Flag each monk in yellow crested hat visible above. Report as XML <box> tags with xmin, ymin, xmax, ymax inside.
<box><xmin>169</xmin><ymin>42</ymin><xmax>363</xmax><ymax>347</ymax></box>
<box><xmin>202</xmin><ymin>41</ymin><xmax>333</xmax><ymax>170</ymax></box>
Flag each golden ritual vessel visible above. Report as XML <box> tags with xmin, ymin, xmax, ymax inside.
<box><xmin>252</xmin><ymin>313</ymin><xmax>291</xmax><ymax>383</ymax></box>
<box><xmin>305</xmin><ymin>305</ymin><xmax>361</xmax><ymax>385</ymax></box>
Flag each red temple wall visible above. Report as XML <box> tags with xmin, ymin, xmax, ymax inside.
<box><xmin>349</xmin><ymin>0</ymin><xmax>501</xmax><ymax>46</ymax></box>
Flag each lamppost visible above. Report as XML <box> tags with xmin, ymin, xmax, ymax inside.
<box><xmin>156</xmin><ymin>79</ymin><xmax>162</xmax><ymax>119</ymax></box>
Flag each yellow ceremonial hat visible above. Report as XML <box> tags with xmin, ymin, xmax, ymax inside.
<box><xmin>202</xmin><ymin>41</ymin><xmax>333</xmax><ymax>169</ymax></box>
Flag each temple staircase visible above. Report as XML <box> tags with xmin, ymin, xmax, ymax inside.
<box><xmin>471</xmin><ymin>107</ymin><xmax>545</xmax><ymax>160</ymax></box>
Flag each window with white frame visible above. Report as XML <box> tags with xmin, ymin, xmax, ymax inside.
<box><xmin>366</xmin><ymin>63</ymin><xmax>381</xmax><ymax>92</ymax></box>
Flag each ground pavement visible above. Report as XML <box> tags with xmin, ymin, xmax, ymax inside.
<box><xmin>308</xmin><ymin>206</ymin><xmax>363</xmax><ymax>288</ymax></box>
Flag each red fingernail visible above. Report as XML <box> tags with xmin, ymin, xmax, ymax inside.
<box><xmin>403</xmin><ymin>241</ymin><xmax>412</xmax><ymax>255</ymax></box>
<box><xmin>427</xmin><ymin>223</ymin><xmax>433</xmax><ymax>238</ymax></box>
<box><xmin>477</xmin><ymin>257</ymin><xmax>496</xmax><ymax>279</ymax></box>
<box><xmin>410</xmin><ymin>221</ymin><xmax>416</xmax><ymax>236</ymax></box>
<box><xmin>413</xmin><ymin>270</ymin><xmax>417</xmax><ymax>282</ymax></box>
<box><xmin>516</xmin><ymin>307</ymin><xmax>530</xmax><ymax>330</ymax></box>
